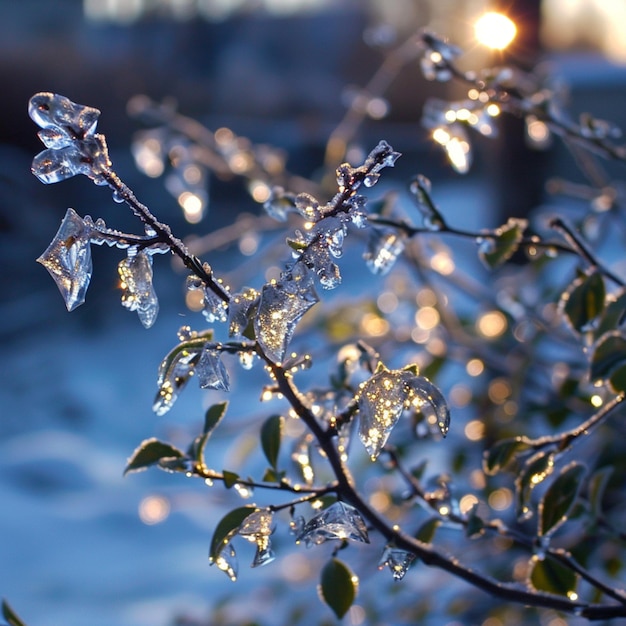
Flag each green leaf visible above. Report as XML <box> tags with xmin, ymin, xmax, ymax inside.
<box><xmin>261</xmin><ymin>414</ymin><xmax>283</xmax><ymax>469</ymax></box>
<box><xmin>478</xmin><ymin>218</ymin><xmax>527</xmax><ymax>269</ymax></box>
<box><xmin>483</xmin><ymin>437</ymin><xmax>531</xmax><ymax>475</ymax></box>
<box><xmin>588</xmin><ymin>466</ymin><xmax>613</xmax><ymax>518</ymax></box>
<box><xmin>124</xmin><ymin>438</ymin><xmax>185</xmax><ymax>476</ymax></box>
<box><xmin>539</xmin><ymin>462</ymin><xmax>586</xmax><ymax>537</ymax></box>
<box><xmin>2</xmin><ymin>600</ymin><xmax>27</xmax><ymax>626</ymax></box>
<box><xmin>560</xmin><ymin>271</ymin><xmax>606</xmax><ymax>333</ymax></box>
<box><xmin>415</xmin><ymin>517</ymin><xmax>441</xmax><ymax>544</ymax></box>
<box><xmin>409</xmin><ymin>175</ymin><xmax>447</xmax><ymax>230</ymax></box>
<box><xmin>593</xmin><ymin>288</ymin><xmax>626</xmax><ymax>339</ymax></box>
<box><xmin>209</xmin><ymin>506</ymin><xmax>256</xmax><ymax>563</ymax></box>
<box><xmin>590</xmin><ymin>331</ymin><xmax>626</xmax><ymax>392</ymax></box>
<box><xmin>188</xmin><ymin>402</ymin><xmax>230</xmax><ymax>468</ymax></box>
<box><xmin>529</xmin><ymin>557</ymin><xmax>578</xmax><ymax>597</ymax></box>
<box><xmin>222</xmin><ymin>470</ymin><xmax>240</xmax><ymax>488</ymax></box>
<box><xmin>262</xmin><ymin>467</ymin><xmax>286</xmax><ymax>483</ymax></box>
<box><xmin>204</xmin><ymin>401</ymin><xmax>229</xmax><ymax>434</ymax></box>
<box><xmin>465</xmin><ymin>504</ymin><xmax>486</xmax><ymax>538</ymax></box>
<box><xmin>319</xmin><ymin>558</ymin><xmax>358</xmax><ymax>619</ymax></box>
<box><xmin>514</xmin><ymin>450</ymin><xmax>555</xmax><ymax>520</ymax></box>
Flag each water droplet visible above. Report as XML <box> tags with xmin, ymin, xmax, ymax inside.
<box><xmin>112</xmin><ymin>189</ymin><xmax>125</xmax><ymax>203</ymax></box>
<box><xmin>363</xmin><ymin>172</ymin><xmax>380</xmax><ymax>187</ymax></box>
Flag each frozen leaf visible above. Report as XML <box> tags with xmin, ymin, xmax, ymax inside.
<box><xmin>588</xmin><ymin>466</ymin><xmax>613</xmax><ymax>518</ymax></box>
<box><xmin>209</xmin><ymin>505</ymin><xmax>257</xmax><ymax>563</ymax></box>
<box><xmin>515</xmin><ymin>450</ymin><xmax>556</xmax><ymax>521</ymax></box>
<box><xmin>378</xmin><ymin>546</ymin><xmax>416</xmax><ymax>581</ymax></box>
<box><xmin>118</xmin><ymin>250</ymin><xmax>159</xmax><ymax>328</ymax></box>
<box><xmin>478</xmin><ymin>218</ymin><xmax>527</xmax><ymax>268</ymax></box>
<box><xmin>37</xmin><ymin>208</ymin><xmax>92</xmax><ymax>311</ymax></box>
<box><xmin>559</xmin><ymin>271</ymin><xmax>606</xmax><ymax>334</ymax></box>
<box><xmin>261</xmin><ymin>415</ymin><xmax>283</xmax><ymax>469</ymax></box>
<box><xmin>295</xmin><ymin>501</ymin><xmax>369</xmax><ymax>546</ymax></box>
<box><xmin>30</xmin><ymin>92</ymin><xmax>111</xmax><ymax>185</ymax></box>
<box><xmin>153</xmin><ymin>338</ymin><xmax>211</xmax><ymax>415</ymax></box>
<box><xmin>538</xmin><ymin>462</ymin><xmax>586</xmax><ymax>537</ymax></box>
<box><xmin>590</xmin><ymin>330</ymin><xmax>626</xmax><ymax>393</ymax></box>
<box><xmin>255</xmin><ymin>273</ymin><xmax>319</xmax><ymax>363</ymax></box>
<box><xmin>319</xmin><ymin>558</ymin><xmax>358</xmax><ymax>619</ymax></box>
<box><xmin>196</xmin><ymin>347</ymin><xmax>230</xmax><ymax>391</ymax></box>
<box><xmin>228</xmin><ymin>287</ymin><xmax>259</xmax><ymax>338</ymax></box>
<box><xmin>295</xmin><ymin>192</ymin><xmax>323</xmax><ymax>221</ymax></box>
<box><xmin>364</xmin><ymin>228</ymin><xmax>406</xmax><ymax>275</ymax></box>
<box><xmin>186</xmin><ymin>273</ymin><xmax>228</xmax><ymax>323</ymax></box>
<box><xmin>251</xmin><ymin>542</ymin><xmax>275</xmax><ymax>568</ymax></box>
<box><xmin>409</xmin><ymin>175</ymin><xmax>446</xmax><ymax>230</ymax></box>
<box><xmin>124</xmin><ymin>438</ymin><xmax>185</xmax><ymax>475</ymax></box>
<box><xmin>213</xmin><ymin>543</ymin><xmax>238</xmax><ymax>581</ymax></box>
<box><xmin>356</xmin><ymin>364</ymin><xmax>450</xmax><ymax>460</ymax></box>
<box><xmin>238</xmin><ymin>509</ymin><xmax>274</xmax><ymax>542</ymax></box>
<box><xmin>483</xmin><ymin>437</ymin><xmax>532</xmax><ymax>475</ymax></box>
<box><xmin>529</xmin><ymin>556</ymin><xmax>578</xmax><ymax>598</ymax></box>
<box><xmin>29</xmin><ymin>92</ymin><xmax>100</xmax><ymax>138</ymax></box>
<box><xmin>263</xmin><ymin>186</ymin><xmax>296</xmax><ymax>221</ymax></box>
<box><xmin>305</xmin><ymin>242</ymin><xmax>341</xmax><ymax>289</ymax></box>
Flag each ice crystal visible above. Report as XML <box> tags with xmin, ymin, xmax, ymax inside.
<box><xmin>196</xmin><ymin>347</ymin><xmax>230</xmax><ymax>391</ymax></box>
<box><xmin>37</xmin><ymin>208</ymin><xmax>93</xmax><ymax>311</ymax></box>
<box><xmin>237</xmin><ymin>509</ymin><xmax>275</xmax><ymax>568</ymax></box>
<box><xmin>364</xmin><ymin>228</ymin><xmax>406</xmax><ymax>275</ymax></box>
<box><xmin>228</xmin><ymin>287</ymin><xmax>259</xmax><ymax>337</ymax></box>
<box><xmin>254</xmin><ymin>270</ymin><xmax>318</xmax><ymax>364</ymax></box>
<box><xmin>378</xmin><ymin>546</ymin><xmax>416</xmax><ymax>581</ymax></box>
<box><xmin>186</xmin><ymin>273</ymin><xmax>228</xmax><ymax>323</ymax></box>
<box><xmin>118</xmin><ymin>250</ymin><xmax>159</xmax><ymax>328</ymax></box>
<box><xmin>263</xmin><ymin>186</ymin><xmax>296</xmax><ymax>221</ymax></box>
<box><xmin>295</xmin><ymin>501</ymin><xmax>369</xmax><ymax>547</ymax></box>
<box><xmin>356</xmin><ymin>364</ymin><xmax>450</xmax><ymax>460</ymax></box>
<box><xmin>214</xmin><ymin>542</ymin><xmax>238</xmax><ymax>581</ymax></box>
<box><xmin>295</xmin><ymin>192</ymin><xmax>323</xmax><ymax>222</ymax></box>
<box><xmin>153</xmin><ymin>348</ymin><xmax>200</xmax><ymax>416</ymax></box>
<box><xmin>29</xmin><ymin>92</ymin><xmax>111</xmax><ymax>185</ymax></box>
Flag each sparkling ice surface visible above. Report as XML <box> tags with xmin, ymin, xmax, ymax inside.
<box><xmin>37</xmin><ymin>208</ymin><xmax>93</xmax><ymax>312</ymax></box>
<box><xmin>195</xmin><ymin>347</ymin><xmax>230</xmax><ymax>391</ymax></box>
<box><xmin>295</xmin><ymin>501</ymin><xmax>369</xmax><ymax>547</ymax></box>
<box><xmin>118</xmin><ymin>251</ymin><xmax>159</xmax><ymax>328</ymax></box>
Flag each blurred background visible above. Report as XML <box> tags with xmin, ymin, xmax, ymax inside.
<box><xmin>2</xmin><ymin>1</ymin><xmax>626</xmax><ymax>625</ymax></box>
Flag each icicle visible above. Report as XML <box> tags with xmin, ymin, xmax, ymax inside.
<box><xmin>118</xmin><ymin>250</ymin><xmax>159</xmax><ymax>328</ymax></box>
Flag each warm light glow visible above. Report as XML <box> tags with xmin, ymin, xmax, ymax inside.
<box><xmin>488</xmin><ymin>488</ymin><xmax>512</xmax><ymax>511</ymax></box>
<box><xmin>466</xmin><ymin>358</ymin><xmax>484</xmax><ymax>377</ymax></box>
<box><xmin>178</xmin><ymin>191</ymin><xmax>204</xmax><ymax>223</ymax></box>
<box><xmin>477</xmin><ymin>310</ymin><xmax>507</xmax><ymax>338</ymax></box>
<box><xmin>464</xmin><ymin>419</ymin><xmax>485</xmax><ymax>441</ymax></box>
<box><xmin>459</xmin><ymin>494</ymin><xmax>479</xmax><ymax>515</ymax></box>
<box><xmin>138</xmin><ymin>494</ymin><xmax>170</xmax><ymax>525</ymax></box>
<box><xmin>475</xmin><ymin>12</ymin><xmax>517</xmax><ymax>50</ymax></box>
